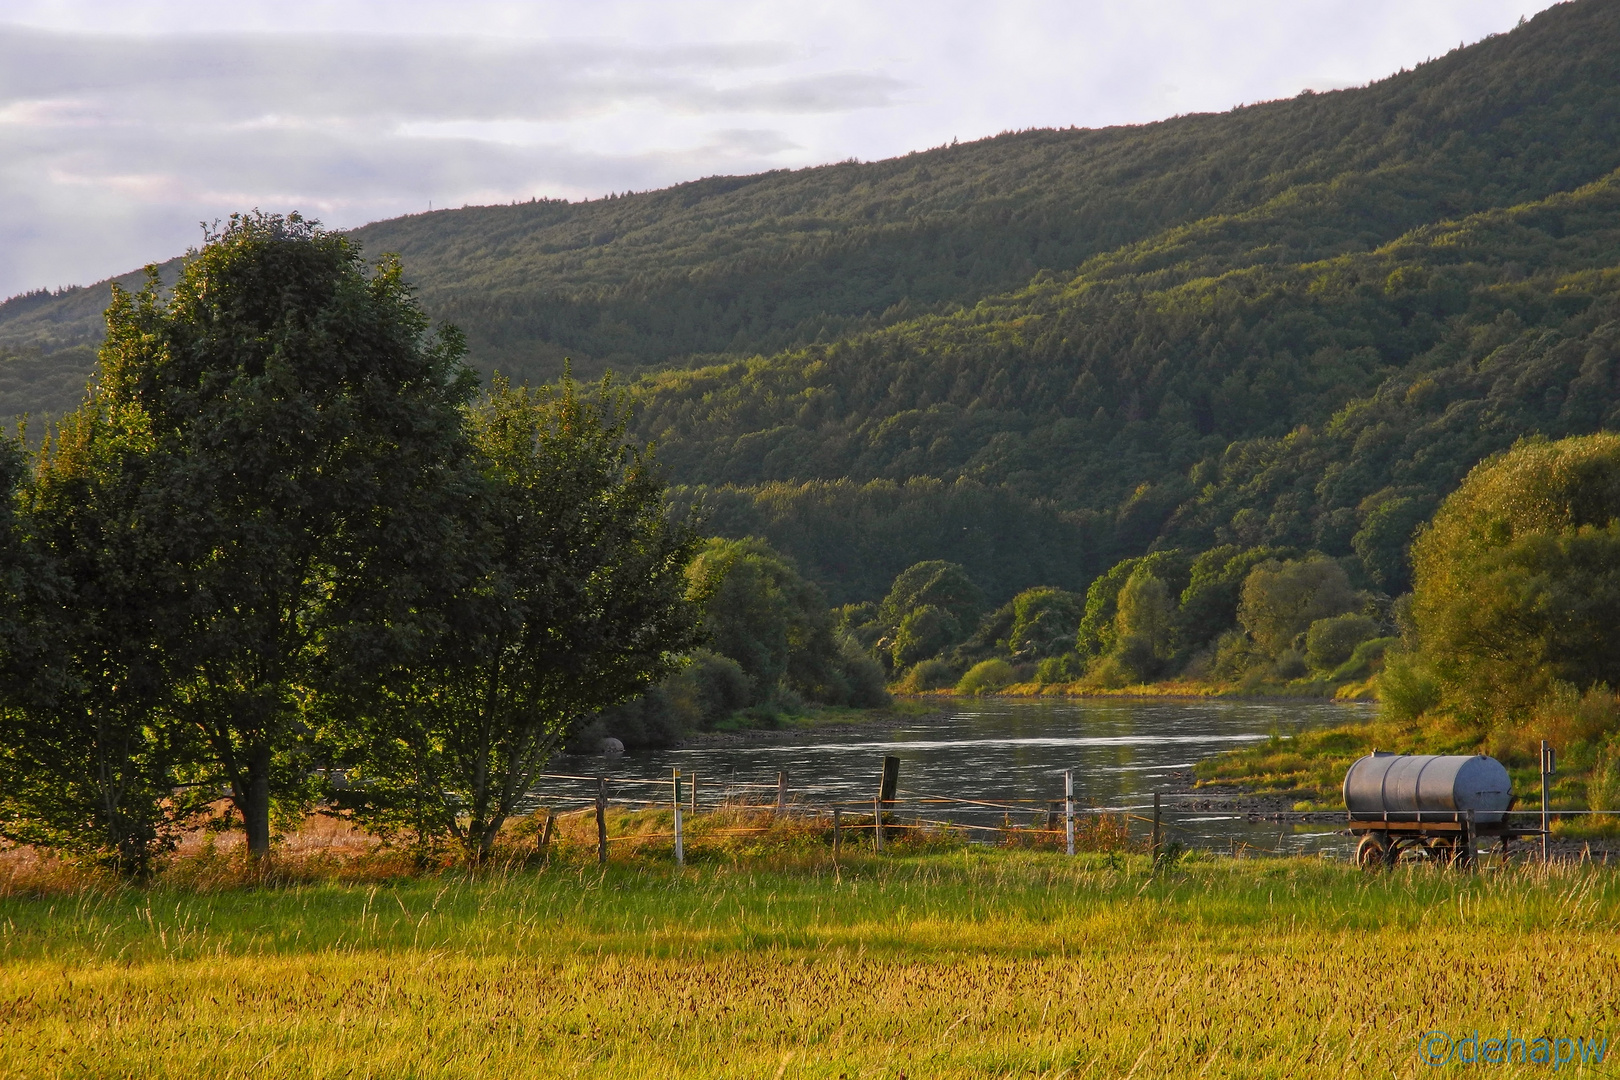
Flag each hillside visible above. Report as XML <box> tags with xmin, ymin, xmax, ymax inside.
<box><xmin>2</xmin><ymin>0</ymin><xmax>1619</xmax><ymax>604</ymax></box>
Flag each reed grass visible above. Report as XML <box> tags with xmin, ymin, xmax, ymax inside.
<box><xmin>0</xmin><ymin>837</ymin><xmax>1615</xmax><ymax>1079</ymax></box>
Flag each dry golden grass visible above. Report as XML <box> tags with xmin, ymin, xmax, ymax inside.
<box><xmin>0</xmin><ymin>830</ymin><xmax>1614</xmax><ymax>1078</ymax></box>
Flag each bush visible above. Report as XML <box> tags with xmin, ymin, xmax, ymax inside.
<box><xmin>1005</xmin><ymin>587</ymin><xmax>1083</xmax><ymax>660</ymax></box>
<box><xmin>677</xmin><ymin>651</ymin><xmax>753</xmax><ymax>728</ymax></box>
<box><xmin>1269</xmin><ymin>649</ymin><xmax>1309</xmax><ymax>681</ymax></box>
<box><xmin>1211</xmin><ymin>629</ymin><xmax>1262</xmax><ymax>681</ymax></box>
<box><xmin>838</xmin><ymin>638</ymin><xmax>892</xmax><ymax>707</ymax></box>
<box><xmin>1035</xmin><ymin>653</ymin><xmax>1082</xmax><ymax>684</ymax></box>
<box><xmin>1498</xmin><ymin>683</ymin><xmax>1620</xmax><ymax>763</ymax></box>
<box><xmin>895</xmin><ymin>658</ymin><xmax>958</xmax><ymax>693</ymax></box>
<box><xmin>1329</xmin><ymin>636</ymin><xmax>1396</xmax><ymax>682</ymax></box>
<box><xmin>891</xmin><ymin>604</ymin><xmax>961</xmax><ymax>668</ymax></box>
<box><xmin>1305</xmin><ymin>614</ymin><xmax>1381</xmax><ymax>672</ymax></box>
<box><xmin>1589</xmin><ymin>740</ymin><xmax>1620</xmax><ymax>814</ymax></box>
<box><xmin>1377</xmin><ymin>650</ymin><xmax>1442</xmax><ymax>721</ymax></box>
<box><xmin>1238</xmin><ymin>557</ymin><xmax>1359</xmax><ymax>655</ymax></box>
<box><xmin>957</xmin><ymin>659</ymin><xmax>1017</xmax><ymax>695</ymax></box>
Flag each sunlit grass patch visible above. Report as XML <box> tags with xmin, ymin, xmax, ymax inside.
<box><xmin>0</xmin><ymin>851</ymin><xmax>1615</xmax><ymax>1078</ymax></box>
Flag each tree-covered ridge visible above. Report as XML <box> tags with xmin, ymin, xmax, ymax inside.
<box><xmin>5</xmin><ymin>0</ymin><xmax>1620</xmax><ymax>398</ymax></box>
<box><xmin>631</xmin><ymin>167</ymin><xmax>1620</xmax><ymax>593</ymax></box>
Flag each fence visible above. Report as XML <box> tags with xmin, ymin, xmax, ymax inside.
<box><xmin>518</xmin><ymin>756</ymin><xmax>1614</xmax><ymax>867</ymax></box>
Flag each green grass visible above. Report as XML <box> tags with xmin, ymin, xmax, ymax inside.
<box><xmin>0</xmin><ymin>849</ymin><xmax>1616</xmax><ymax>1078</ymax></box>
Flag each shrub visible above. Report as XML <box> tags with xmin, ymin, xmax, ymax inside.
<box><xmin>1377</xmin><ymin>650</ymin><xmax>1442</xmax><ymax>721</ymax></box>
<box><xmin>1497</xmin><ymin>682</ymin><xmax>1620</xmax><ymax>763</ymax></box>
<box><xmin>957</xmin><ymin>659</ymin><xmax>1017</xmax><ymax>695</ymax></box>
<box><xmin>892</xmin><ymin>605</ymin><xmax>962</xmax><ymax>668</ymax></box>
<box><xmin>1035</xmin><ymin>653</ymin><xmax>1082</xmax><ymax>684</ymax></box>
<box><xmin>1005</xmin><ymin>587</ymin><xmax>1083</xmax><ymax>660</ymax></box>
<box><xmin>1305</xmin><ymin>614</ymin><xmax>1381</xmax><ymax>672</ymax></box>
<box><xmin>838</xmin><ymin>638</ymin><xmax>892</xmax><ymax>707</ymax></box>
<box><xmin>1211</xmin><ymin>629</ymin><xmax>1262</xmax><ymax>680</ymax></box>
<box><xmin>895</xmin><ymin>658</ymin><xmax>957</xmax><ymax>693</ymax></box>
<box><xmin>678</xmin><ymin>651</ymin><xmax>753</xmax><ymax>728</ymax></box>
<box><xmin>1329</xmin><ymin>636</ymin><xmax>1396</xmax><ymax>682</ymax></box>
<box><xmin>1238</xmin><ymin>557</ymin><xmax>1359</xmax><ymax>655</ymax></box>
<box><xmin>1589</xmin><ymin>740</ymin><xmax>1620</xmax><ymax>814</ymax></box>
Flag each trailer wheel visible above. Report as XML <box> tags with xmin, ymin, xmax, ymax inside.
<box><xmin>1355</xmin><ymin>833</ymin><xmax>1391</xmax><ymax>869</ymax></box>
<box><xmin>1424</xmin><ymin>837</ymin><xmax>1457</xmax><ymax>866</ymax></box>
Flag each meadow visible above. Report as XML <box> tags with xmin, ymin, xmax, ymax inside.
<box><xmin>0</xmin><ymin>835</ymin><xmax>1614</xmax><ymax>1079</ymax></box>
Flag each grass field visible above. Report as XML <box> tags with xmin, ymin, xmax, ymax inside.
<box><xmin>0</xmin><ymin>843</ymin><xmax>1615</xmax><ymax>1079</ymax></box>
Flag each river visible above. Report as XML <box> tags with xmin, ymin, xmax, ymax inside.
<box><xmin>538</xmin><ymin>697</ymin><xmax>1376</xmax><ymax>857</ymax></box>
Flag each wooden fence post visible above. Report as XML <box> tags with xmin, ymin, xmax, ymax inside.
<box><xmin>596</xmin><ymin>776</ymin><xmax>608</xmax><ymax>865</ymax></box>
<box><xmin>1152</xmin><ymin>792</ymin><xmax>1162</xmax><ymax>858</ymax></box>
<box><xmin>833</xmin><ymin>808</ymin><xmax>842</xmax><ymax>855</ymax></box>
<box><xmin>1541</xmin><ymin>741</ymin><xmax>1555</xmax><ymax>864</ymax></box>
<box><xmin>1463</xmin><ymin>808</ymin><xmax>1475</xmax><ymax>870</ymax></box>
<box><xmin>538</xmin><ymin>808</ymin><xmax>555</xmax><ymax>860</ymax></box>
<box><xmin>1064</xmin><ymin>770</ymin><xmax>1075</xmax><ymax>856</ymax></box>
<box><xmin>777</xmin><ymin>771</ymin><xmax>788</xmax><ymax>815</ymax></box>
<box><xmin>673</xmin><ymin>768</ymin><xmax>685</xmax><ymax>867</ymax></box>
<box><xmin>873</xmin><ymin>796</ymin><xmax>885</xmax><ymax>853</ymax></box>
<box><xmin>879</xmin><ymin>756</ymin><xmax>900</xmax><ymax>804</ymax></box>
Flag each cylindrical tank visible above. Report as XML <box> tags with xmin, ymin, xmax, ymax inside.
<box><xmin>1343</xmin><ymin>752</ymin><xmax>1513</xmax><ymax>823</ymax></box>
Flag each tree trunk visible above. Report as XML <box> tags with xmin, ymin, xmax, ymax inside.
<box><xmin>245</xmin><ymin>742</ymin><xmax>272</xmax><ymax>857</ymax></box>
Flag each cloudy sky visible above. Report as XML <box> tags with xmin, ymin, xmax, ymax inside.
<box><xmin>1</xmin><ymin>0</ymin><xmax>1556</xmax><ymax>300</ymax></box>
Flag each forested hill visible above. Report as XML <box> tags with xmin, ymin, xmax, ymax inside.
<box><xmin>2</xmin><ymin>0</ymin><xmax>1619</xmax><ymax>603</ymax></box>
<box><xmin>5</xmin><ymin>0</ymin><xmax>1617</xmax><ymax>388</ymax></box>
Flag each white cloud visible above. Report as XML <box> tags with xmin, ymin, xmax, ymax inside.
<box><xmin>0</xmin><ymin>1</ymin><xmax>1558</xmax><ymax>299</ymax></box>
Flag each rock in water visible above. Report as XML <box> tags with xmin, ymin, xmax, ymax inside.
<box><xmin>601</xmin><ymin>737</ymin><xmax>625</xmax><ymax>755</ymax></box>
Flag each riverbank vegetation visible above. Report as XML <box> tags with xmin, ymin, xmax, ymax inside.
<box><xmin>0</xmin><ymin>847</ymin><xmax>1614</xmax><ymax>1078</ymax></box>
<box><xmin>1195</xmin><ymin>435</ymin><xmax>1620</xmax><ymax>820</ymax></box>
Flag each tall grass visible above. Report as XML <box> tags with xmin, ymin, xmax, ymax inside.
<box><xmin>0</xmin><ymin>847</ymin><xmax>1614</xmax><ymax>1078</ymax></box>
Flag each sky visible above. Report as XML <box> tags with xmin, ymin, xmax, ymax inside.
<box><xmin>0</xmin><ymin>0</ymin><xmax>1560</xmax><ymax>301</ymax></box>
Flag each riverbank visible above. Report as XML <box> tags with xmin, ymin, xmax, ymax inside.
<box><xmin>1</xmin><ymin>852</ymin><xmax>1614</xmax><ymax>1078</ymax></box>
<box><xmin>898</xmin><ymin>678</ymin><xmax>1377</xmax><ymax>702</ymax></box>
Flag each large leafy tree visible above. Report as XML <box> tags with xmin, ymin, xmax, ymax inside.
<box><xmin>96</xmin><ymin>212</ymin><xmax>476</xmax><ymax>856</ymax></box>
<box><xmin>345</xmin><ymin>377</ymin><xmax>705</xmax><ymax>862</ymax></box>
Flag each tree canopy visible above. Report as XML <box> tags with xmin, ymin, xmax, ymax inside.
<box><xmin>1408</xmin><ymin>433</ymin><xmax>1620</xmax><ymax>722</ymax></box>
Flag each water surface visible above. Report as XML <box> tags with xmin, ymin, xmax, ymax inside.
<box><xmin>540</xmin><ymin>697</ymin><xmax>1374</xmax><ymax>856</ymax></box>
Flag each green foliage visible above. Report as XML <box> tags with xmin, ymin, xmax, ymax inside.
<box><xmin>880</xmin><ymin>560</ymin><xmax>984</xmax><ymax>634</ymax></box>
<box><xmin>0</xmin><ymin>419</ymin><xmax>201</xmax><ymax>875</ymax></box>
<box><xmin>1328</xmin><ymin>636</ymin><xmax>1396</xmax><ymax>683</ymax></box>
<box><xmin>895</xmin><ymin>658</ymin><xmax>957</xmax><ymax>693</ymax></box>
<box><xmin>872</xmin><ymin>560</ymin><xmax>984</xmax><ymax>669</ymax></box>
<box><xmin>1238</xmin><ymin>557</ymin><xmax>1359</xmax><ymax>656</ymax></box>
<box><xmin>1173</xmin><ymin>546</ymin><xmax>1292</xmax><ymax>657</ymax></box>
<box><xmin>957</xmin><ymin>659</ymin><xmax>1017</xmax><ymax>696</ymax></box>
<box><xmin>8</xmin><ymin>9</ymin><xmax>1620</xmax><ymax>611</ymax></box>
<box><xmin>1410</xmin><ymin>434</ymin><xmax>1620</xmax><ymax>722</ymax></box>
<box><xmin>1304</xmin><ymin>614</ymin><xmax>1381</xmax><ymax>673</ymax></box>
<box><xmin>1590</xmin><ymin>740</ymin><xmax>1620</xmax><ymax>814</ymax></box>
<box><xmin>1377</xmin><ymin>651</ymin><xmax>1443</xmax><ymax>722</ymax></box>
<box><xmin>1004</xmin><ymin>587</ymin><xmax>1084</xmax><ymax>661</ymax></box>
<box><xmin>1076</xmin><ymin>551</ymin><xmax>1190</xmax><ymax>660</ymax></box>
<box><xmin>1114</xmin><ymin>570</ymin><xmax>1174</xmax><ymax>660</ymax></box>
<box><xmin>891</xmin><ymin>606</ymin><xmax>960</xmax><ymax>670</ymax></box>
<box><xmin>87</xmin><ymin>212</ymin><xmax>478</xmax><ymax>857</ymax></box>
<box><xmin>687</xmin><ymin>536</ymin><xmax>888</xmax><ymax>710</ymax></box>
<box><xmin>346</xmin><ymin>375</ymin><xmax>705</xmax><ymax>860</ymax></box>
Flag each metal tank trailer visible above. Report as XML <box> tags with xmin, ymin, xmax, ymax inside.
<box><xmin>1343</xmin><ymin>751</ymin><xmax>1538</xmax><ymax>867</ymax></box>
